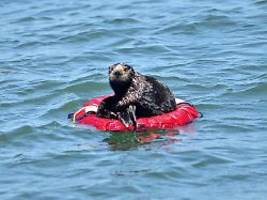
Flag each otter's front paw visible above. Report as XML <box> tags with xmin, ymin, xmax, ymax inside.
<box><xmin>117</xmin><ymin>112</ymin><xmax>135</xmax><ymax>128</ymax></box>
<box><xmin>117</xmin><ymin>105</ymin><xmax>137</xmax><ymax>129</ymax></box>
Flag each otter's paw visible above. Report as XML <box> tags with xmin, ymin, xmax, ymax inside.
<box><xmin>117</xmin><ymin>105</ymin><xmax>137</xmax><ymax>129</ymax></box>
<box><xmin>117</xmin><ymin>111</ymin><xmax>135</xmax><ymax>128</ymax></box>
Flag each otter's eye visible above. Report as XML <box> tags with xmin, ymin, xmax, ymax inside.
<box><xmin>109</xmin><ymin>65</ymin><xmax>115</xmax><ymax>72</ymax></box>
<box><xmin>123</xmin><ymin>66</ymin><xmax>128</xmax><ymax>71</ymax></box>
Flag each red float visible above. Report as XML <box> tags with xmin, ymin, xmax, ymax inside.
<box><xmin>71</xmin><ymin>95</ymin><xmax>201</xmax><ymax>131</ymax></box>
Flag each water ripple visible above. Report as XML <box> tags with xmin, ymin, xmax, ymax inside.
<box><xmin>1</xmin><ymin>0</ymin><xmax>267</xmax><ymax>199</ymax></box>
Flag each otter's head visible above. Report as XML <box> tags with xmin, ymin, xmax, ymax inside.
<box><xmin>109</xmin><ymin>63</ymin><xmax>135</xmax><ymax>82</ymax></box>
<box><xmin>108</xmin><ymin>63</ymin><xmax>135</xmax><ymax>94</ymax></box>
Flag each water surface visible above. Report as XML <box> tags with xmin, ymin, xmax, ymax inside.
<box><xmin>1</xmin><ymin>0</ymin><xmax>267</xmax><ymax>199</ymax></box>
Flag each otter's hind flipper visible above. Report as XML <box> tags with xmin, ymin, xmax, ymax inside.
<box><xmin>117</xmin><ymin>105</ymin><xmax>137</xmax><ymax>129</ymax></box>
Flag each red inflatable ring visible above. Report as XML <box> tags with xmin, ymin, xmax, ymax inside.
<box><xmin>70</xmin><ymin>95</ymin><xmax>201</xmax><ymax>131</ymax></box>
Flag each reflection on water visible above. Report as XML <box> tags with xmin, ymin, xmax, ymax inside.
<box><xmin>1</xmin><ymin>0</ymin><xmax>267</xmax><ymax>199</ymax></box>
<box><xmin>104</xmin><ymin>123</ymin><xmax>196</xmax><ymax>150</ymax></box>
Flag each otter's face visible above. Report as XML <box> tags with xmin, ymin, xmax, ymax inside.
<box><xmin>109</xmin><ymin>63</ymin><xmax>135</xmax><ymax>83</ymax></box>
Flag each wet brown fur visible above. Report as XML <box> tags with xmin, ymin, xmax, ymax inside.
<box><xmin>96</xmin><ymin>63</ymin><xmax>176</xmax><ymax>128</ymax></box>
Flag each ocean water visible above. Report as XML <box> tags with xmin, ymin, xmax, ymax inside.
<box><xmin>1</xmin><ymin>0</ymin><xmax>267</xmax><ymax>199</ymax></box>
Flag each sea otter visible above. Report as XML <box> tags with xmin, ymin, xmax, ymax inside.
<box><xmin>96</xmin><ymin>63</ymin><xmax>177</xmax><ymax>129</ymax></box>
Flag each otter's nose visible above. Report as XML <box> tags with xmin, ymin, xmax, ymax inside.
<box><xmin>114</xmin><ymin>71</ymin><xmax>121</xmax><ymax>77</ymax></box>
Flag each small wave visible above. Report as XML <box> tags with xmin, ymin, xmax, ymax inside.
<box><xmin>157</xmin><ymin>75</ymin><xmax>190</xmax><ymax>83</ymax></box>
<box><xmin>12</xmin><ymin>16</ymin><xmax>35</xmax><ymax>23</ymax></box>
<box><xmin>103</xmin><ymin>17</ymin><xmax>141</xmax><ymax>25</ymax></box>
<box><xmin>67</xmin><ymin>72</ymin><xmax>104</xmax><ymax>83</ymax></box>
<box><xmin>0</xmin><ymin>125</ymin><xmax>33</xmax><ymax>143</ymax></box>
<box><xmin>255</xmin><ymin>0</ymin><xmax>267</xmax><ymax>5</ymax></box>
<box><xmin>242</xmin><ymin>82</ymin><xmax>267</xmax><ymax>95</ymax></box>
<box><xmin>197</xmin><ymin>103</ymin><xmax>223</xmax><ymax>110</ymax></box>
<box><xmin>192</xmin><ymin>154</ymin><xmax>234</xmax><ymax>168</ymax></box>
<box><xmin>156</xmin><ymin>15</ymin><xmax>236</xmax><ymax>34</ymax></box>
<box><xmin>186</xmin><ymin>83</ymin><xmax>227</xmax><ymax>92</ymax></box>
<box><xmin>40</xmin><ymin>99</ymin><xmax>82</xmax><ymax>119</ymax></box>
<box><xmin>59</xmin><ymin>29</ymin><xmax>119</xmax><ymax>43</ymax></box>
<box><xmin>108</xmin><ymin>38</ymin><xmax>134</xmax><ymax>48</ymax></box>
<box><xmin>15</xmin><ymin>41</ymin><xmax>47</xmax><ymax>49</ymax></box>
<box><xmin>155</xmin><ymin>22</ymin><xmax>198</xmax><ymax>34</ymax></box>
<box><xmin>225</xmin><ymin>82</ymin><xmax>267</xmax><ymax>98</ymax></box>
<box><xmin>115</xmin><ymin>45</ymin><xmax>171</xmax><ymax>54</ymax></box>
<box><xmin>202</xmin><ymin>14</ymin><xmax>237</xmax><ymax>26</ymax></box>
<box><xmin>58</xmin><ymin>81</ymin><xmax>108</xmax><ymax>94</ymax></box>
<box><xmin>208</xmin><ymin>123</ymin><xmax>256</xmax><ymax>133</ymax></box>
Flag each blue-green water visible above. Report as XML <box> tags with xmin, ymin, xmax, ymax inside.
<box><xmin>1</xmin><ymin>0</ymin><xmax>267</xmax><ymax>199</ymax></box>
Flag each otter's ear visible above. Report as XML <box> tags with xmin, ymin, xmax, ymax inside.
<box><xmin>124</xmin><ymin>64</ymin><xmax>135</xmax><ymax>72</ymax></box>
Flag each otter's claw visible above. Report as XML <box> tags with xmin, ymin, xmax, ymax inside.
<box><xmin>117</xmin><ymin>105</ymin><xmax>137</xmax><ymax>130</ymax></box>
